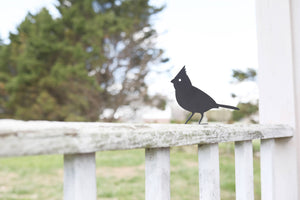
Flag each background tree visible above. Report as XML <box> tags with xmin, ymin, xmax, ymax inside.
<box><xmin>231</xmin><ymin>68</ymin><xmax>258</xmax><ymax>123</ymax></box>
<box><xmin>0</xmin><ymin>0</ymin><xmax>167</xmax><ymax>121</ymax></box>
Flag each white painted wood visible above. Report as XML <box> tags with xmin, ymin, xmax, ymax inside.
<box><xmin>289</xmin><ymin>0</ymin><xmax>300</xmax><ymax>195</ymax></box>
<box><xmin>256</xmin><ymin>0</ymin><xmax>299</xmax><ymax>198</ymax></box>
<box><xmin>145</xmin><ymin>148</ymin><xmax>170</xmax><ymax>200</ymax></box>
<box><xmin>64</xmin><ymin>153</ymin><xmax>97</xmax><ymax>200</ymax></box>
<box><xmin>256</xmin><ymin>0</ymin><xmax>295</xmax><ymax>126</ymax></box>
<box><xmin>198</xmin><ymin>144</ymin><xmax>220</xmax><ymax>200</ymax></box>
<box><xmin>234</xmin><ymin>141</ymin><xmax>254</xmax><ymax>200</ymax></box>
<box><xmin>0</xmin><ymin>120</ymin><xmax>293</xmax><ymax>157</ymax></box>
<box><xmin>260</xmin><ymin>139</ymin><xmax>274</xmax><ymax>200</ymax></box>
<box><xmin>260</xmin><ymin>138</ymin><xmax>298</xmax><ymax>200</ymax></box>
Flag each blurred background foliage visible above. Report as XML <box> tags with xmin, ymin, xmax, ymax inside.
<box><xmin>230</xmin><ymin>68</ymin><xmax>258</xmax><ymax>123</ymax></box>
<box><xmin>0</xmin><ymin>0</ymin><xmax>167</xmax><ymax>121</ymax></box>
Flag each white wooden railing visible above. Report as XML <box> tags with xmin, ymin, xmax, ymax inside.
<box><xmin>0</xmin><ymin>120</ymin><xmax>294</xmax><ymax>200</ymax></box>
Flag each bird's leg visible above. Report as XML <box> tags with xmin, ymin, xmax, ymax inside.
<box><xmin>185</xmin><ymin>112</ymin><xmax>195</xmax><ymax>124</ymax></box>
<box><xmin>198</xmin><ymin>113</ymin><xmax>204</xmax><ymax>124</ymax></box>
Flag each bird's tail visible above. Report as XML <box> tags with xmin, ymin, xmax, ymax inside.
<box><xmin>217</xmin><ymin>104</ymin><xmax>239</xmax><ymax>110</ymax></box>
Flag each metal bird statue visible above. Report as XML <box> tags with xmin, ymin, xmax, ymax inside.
<box><xmin>171</xmin><ymin>66</ymin><xmax>239</xmax><ymax>124</ymax></box>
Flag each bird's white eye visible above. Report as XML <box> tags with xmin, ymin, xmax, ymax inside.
<box><xmin>178</xmin><ymin>78</ymin><xmax>181</xmax><ymax>82</ymax></box>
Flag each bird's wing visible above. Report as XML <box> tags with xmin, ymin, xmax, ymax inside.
<box><xmin>190</xmin><ymin>86</ymin><xmax>217</xmax><ymax>111</ymax></box>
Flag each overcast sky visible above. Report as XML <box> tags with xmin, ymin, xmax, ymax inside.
<box><xmin>150</xmin><ymin>0</ymin><xmax>259</xmax><ymax>105</ymax></box>
<box><xmin>0</xmin><ymin>0</ymin><xmax>259</xmax><ymax>108</ymax></box>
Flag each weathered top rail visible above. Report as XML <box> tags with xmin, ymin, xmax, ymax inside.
<box><xmin>0</xmin><ymin>120</ymin><xmax>293</xmax><ymax>157</ymax></box>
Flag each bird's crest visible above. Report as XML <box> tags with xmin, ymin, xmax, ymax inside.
<box><xmin>177</xmin><ymin>66</ymin><xmax>187</xmax><ymax>76</ymax></box>
<box><xmin>171</xmin><ymin>65</ymin><xmax>192</xmax><ymax>86</ymax></box>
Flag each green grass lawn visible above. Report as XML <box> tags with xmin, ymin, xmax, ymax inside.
<box><xmin>0</xmin><ymin>141</ymin><xmax>261</xmax><ymax>200</ymax></box>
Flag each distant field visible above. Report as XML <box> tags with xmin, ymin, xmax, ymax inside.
<box><xmin>0</xmin><ymin>141</ymin><xmax>261</xmax><ymax>200</ymax></box>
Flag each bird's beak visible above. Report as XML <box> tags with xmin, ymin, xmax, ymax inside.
<box><xmin>171</xmin><ymin>79</ymin><xmax>174</xmax><ymax>83</ymax></box>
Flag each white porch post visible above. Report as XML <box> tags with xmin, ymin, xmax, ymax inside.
<box><xmin>256</xmin><ymin>0</ymin><xmax>299</xmax><ymax>199</ymax></box>
<box><xmin>290</xmin><ymin>0</ymin><xmax>300</xmax><ymax>198</ymax></box>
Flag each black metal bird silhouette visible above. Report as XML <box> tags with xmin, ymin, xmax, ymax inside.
<box><xmin>171</xmin><ymin>66</ymin><xmax>239</xmax><ymax>124</ymax></box>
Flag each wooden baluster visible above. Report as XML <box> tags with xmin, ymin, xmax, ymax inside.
<box><xmin>64</xmin><ymin>152</ymin><xmax>97</xmax><ymax>200</ymax></box>
<box><xmin>145</xmin><ymin>147</ymin><xmax>170</xmax><ymax>200</ymax></box>
<box><xmin>198</xmin><ymin>143</ymin><xmax>220</xmax><ymax>200</ymax></box>
<box><xmin>234</xmin><ymin>141</ymin><xmax>254</xmax><ymax>200</ymax></box>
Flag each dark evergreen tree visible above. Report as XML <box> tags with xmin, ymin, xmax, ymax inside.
<box><xmin>0</xmin><ymin>0</ymin><xmax>167</xmax><ymax>121</ymax></box>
